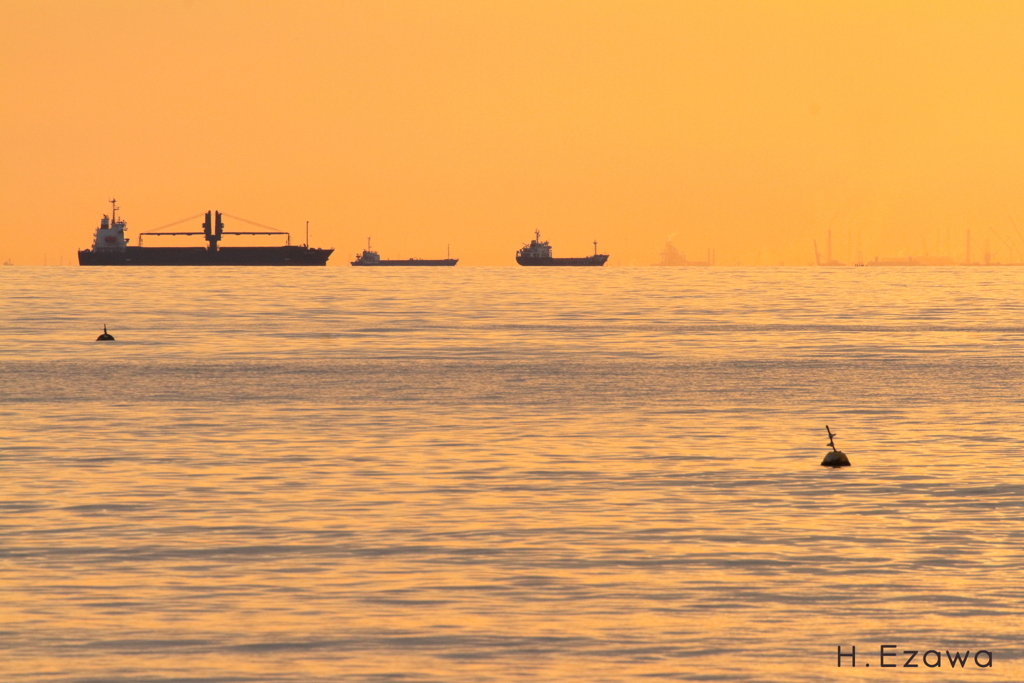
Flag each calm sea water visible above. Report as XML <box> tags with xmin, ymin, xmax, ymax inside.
<box><xmin>2</xmin><ymin>266</ymin><xmax>1023</xmax><ymax>682</ymax></box>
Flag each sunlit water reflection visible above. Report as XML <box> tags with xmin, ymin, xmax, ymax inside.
<box><xmin>2</xmin><ymin>266</ymin><xmax>1023</xmax><ymax>681</ymax></box>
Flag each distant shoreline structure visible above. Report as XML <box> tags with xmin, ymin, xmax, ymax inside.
<box><xmin>654</xmin><ymin>242</ymin><xmax>715</xmax><ymax>266</ymax></box>
<box><xmin>864</xmin><ymin>256</ymin><xmax>957</xmax><ymax>266</ymax></box>
<box><xmin>816</xmin><ymin>225</ymin><xmax>1024</xmax><ymax>266</ymax></box>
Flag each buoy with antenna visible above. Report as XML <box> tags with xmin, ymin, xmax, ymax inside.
<box><xmin>96</xmin><ymin>325</ymin><xmax>115</xmax><ymax>341</ymax></box>
<box><xmin>820</xmin><ymin>425</ymin><xmax>850</xmax><ymax>467</ymax></box>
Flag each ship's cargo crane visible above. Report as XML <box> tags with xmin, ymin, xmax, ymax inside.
<box><xmin>139</xmin><ymin>211</ymin><xmax>291</xmax><ymax>250</ymax></box>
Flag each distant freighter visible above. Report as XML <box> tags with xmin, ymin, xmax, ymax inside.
<box><xmin>351</xmin><ymin>239</ymin><xmax>457</xmax><ymax>266</ymax></box>
<box><xmin>516</xmin><ymin>230</ymin><xmax>608</xmax><ymax>266</ymax></box>
<box><xmin>78</xmin><ymin>201</ymin><xmax>333</xmax><ymax>266</ymax></box>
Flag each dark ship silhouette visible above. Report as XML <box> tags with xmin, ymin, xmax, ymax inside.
<box><xmin>351</xmin><ymin>238</ymin><xmax>457</xmax><ymax>266</ymax></box>
<box><xmin>516</xmin><ymin>230</ymin><xmax>608</xmax><ymax>266</ymax></box>
<box><xmin>78</xmin><ymin>201</ymin><xmax>332</xmax><ymax>266</ymax></box>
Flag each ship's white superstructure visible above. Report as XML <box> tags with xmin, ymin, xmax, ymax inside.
<box><xmin>517</xmin><ymin>230</ymin><xmax>553</xmax><ymax>259</ymax></box>
<box><xmin>353</xmin><ymin>238</ymin><xmax>381</xmax><ymax>264</ymax></box>
<box><xmin>91</xmin><ymin>200</ymin><xmax>129</xmax><ymax>252</ymax></box>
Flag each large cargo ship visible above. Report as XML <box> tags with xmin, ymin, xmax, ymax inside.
<box><xmin>350</xmin><ymin>239</ymin><xmax>457</xmax><ymax>266</ymax></box>
<box><xmin>516</xmin><ymin>230</ymin><xmax>608</xmax><ymax>266</ymax></box>
<box><xmin>78</xmin><ymin>201</ymin><xmax>333</xmax><ymax>266</ymax></box>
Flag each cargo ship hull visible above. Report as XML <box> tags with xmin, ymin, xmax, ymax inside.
<box><xmin>79</xmin><ymin>204</ymin><xmax>333</xmax><ymax>266</ymax></box>
<box><xmin>515</xmin><ymin>231</ymin><xmax>608</xmax><ymax>266</ymax></box>
<box><xmin>516</xmin><ymin>255</ymin><xmax>608</xmax><ymax>266</ymax></box>
<box><xmin>351</xmin><ymin>258</ymin><xmax>458</xmax><ymax>266</ymax></box>
<box><xmin>79</xmin><ymin>245</ymin><xmax>333</xmax><ymax>266</ymax></box>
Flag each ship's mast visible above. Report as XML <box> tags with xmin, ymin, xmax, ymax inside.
<box><xmin>594</xmin><ymin>240</ymin><xmax>598</xmax><ymax>256</ymax></box>
<box><xmin>110</xmin><ymin>198</ymin><xmax>118</xmax><ymax>224</ymax></box>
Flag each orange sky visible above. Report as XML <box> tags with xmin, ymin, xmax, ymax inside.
<box><xmin>4</xmin><ymin>1</ymin><xmax>1024</xmax><ymax>265</ymax></box>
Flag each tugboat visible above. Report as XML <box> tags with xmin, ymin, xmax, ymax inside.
<box><xmin>78</xmin><ymin>200</ymin><xmax>333</xmax><ymax>266</ymax></box>
<box><xmin>516</xmin><ymin>230</ymin><xmax>608</xmax><ymax>266</ymax></box>
<box><xmin>350</xmin><ymin>238</ymin><xmax>458</xmax><ymax>266</ymax></box>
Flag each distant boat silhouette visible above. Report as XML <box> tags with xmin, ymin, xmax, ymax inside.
<box><xmin>516</xmin><ymin>230</ymin><xmax>608</xmax><ymax>266</ymax></box>
<box><xmin>78</xmin><ymin>200</ymin><xmax>333</xmax><ymax>266</ymax></box>
<box><xmin>351</xmin><ymin>238</ymin><xmax>458</xmax><ymax>266</ymax></box>
<box><xmin>96</xmin><ymin>325</ymin><xmax>115</xmax><ymax>341</ymax></box>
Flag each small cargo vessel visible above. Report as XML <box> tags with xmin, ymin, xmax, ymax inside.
<box><xmin>516</xmin><ymin>230</ymin><xmax>608</xmax><ymax>266</ymax></box>
<box><xmin>350</xmin><ymin>239</ymin><xmax>457</xmax><ymax>266</ymax></box>
<box><xmin>78</xmin><ymin>201</ymin><xmax>333</xmax><ymax>266</ymax></box>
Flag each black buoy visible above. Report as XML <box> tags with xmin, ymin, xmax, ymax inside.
<box><xmin>820</xmin><ymin>425</ymin><xmax>850</xmax><ymax>467</ymax></box>
<box><xmin>96</xmin><ymin>324</ymin><xmax>115</xmax><ymax>341</ymax></box>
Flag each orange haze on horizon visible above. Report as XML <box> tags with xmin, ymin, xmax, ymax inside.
<box><xmin>4</xmin><ymin>1</ymin><xmax>1024</xmax><ymax>266</ymax></box>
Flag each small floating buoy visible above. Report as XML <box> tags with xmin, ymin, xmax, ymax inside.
<box><xmin>96</xmin><ymin>324</ymin><xmax>115</xmax><ymax>341</ymax></box>
<box><xmin>820</xmin><ymin>424</ymin><xmax>850</xmax><ymax>467</ymax></box>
